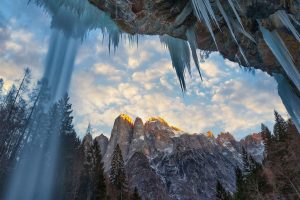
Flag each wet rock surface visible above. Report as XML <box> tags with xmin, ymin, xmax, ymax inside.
<box><xmin>90</xmin><ymin>0</ymin><xmax>300</xmax><ymax>74</ymax></box>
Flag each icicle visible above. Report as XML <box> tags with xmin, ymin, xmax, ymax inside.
<box><xmin>274</xmin><ymin>74</ymin><xmax>300</xmax><ymax>132</ymax></box>
<box><xmin>175</xmin><ymin>1</ymin><xmax>193</xmax><ymax>26</ymax></box>
<box><xmin>160</xmin><ymin>35</ymin><xmax>191</xmax><ymax>91</ymax></box>
<box><xmin>275</xmin><ymin>10</ymin><xmax>300</xmax><ymax>43</ymax></box>
<box><xmin>216</xmin><ymin>0</ymin><xmax>249</xmax><ymax>65</ymax></box>
<box><xmin>232</xmin><ymin>20</ymin><xmax>256</xmax><ymax>43</ymax></box>
<box><xmin>238</xmin><ymin>46</ymin><xmax>249</xmax><ymax>66</ymax></box>
<box><xmin>228</xmin><ymin>0</ymin><xmax>244</xmax><ymax>30</ymax></box>
<box><xmin>235</xmin><ymin>54</ymin><xmax>242</xmax><ymax>67</ymax></box>
<box><xmin>203</xmin><ymin>0</ymin><xmax>220</xmax><ymax>29</ymax></box>
<box><xmin>259</xmin><ymin>24</ymin><xmax>300</xmax><ymax>92</ymax></box>
<box><xmin>186</xmin><ymin>27</ymin><xmax>202</xmax><ymax>80</ymax></box>
<box><xmin>191</xmin><ymin>0</ymin><xmax>219</xmax><ymax>48</ymax></box>
<box><xmin>232</xmin><ymin>0</ymin><xmax>242</xmax><ymax>10</ymax></box>
<box><xmin>289</xmin><ymin>14</ymin><xmax>300</xmax><ymax>26</ymax></box>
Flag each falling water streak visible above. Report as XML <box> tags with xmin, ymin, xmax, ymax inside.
<box><xmin>5</xmin><ymin>0</ymin><xmax>128</xmax><ymax>198</ymax></box>
<box><xmin>44</xmin><ymin>30</ymin><xmax>80</xmax><ymax>102</ymax></box>
<box><xmin>274</xmin><ymin>74</ymin><xmax>300</xmax><ymax>132</ymax></box>
<box><xmin>33</xmin><ymin>113</ymin><xmax>61</xmax><ymax>200</ymax></box>
<box><xmin>4</xmin><ymin>29</ymin><xmax>79</xmax><ymax>200</ymax></box>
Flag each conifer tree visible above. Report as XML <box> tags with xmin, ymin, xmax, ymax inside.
<box><xmin>76</xmin><ymin>144</ymin><xmax>90</xmax><ymax>200</ymax></box>
<box><xmin>241</xmin><ymin>147</ymin><xmax>251</xmax><ymax>176</ymax></box>
<box><xmin>132</xmin><ymin>187</ymin><xmax>141</xmax><ymax>200</ymax></box>
<box><xmin>0</xmin><ymin>79</ymin><xmax>3</xmax><ymax>94</ymax></box>
<box><xmin>273</xmin><ymin>111</ymin><xmax>287</xmax><ymax>141</ymax></box>
<box><xmin>234</xmin><ymin>167</ymin><xmax>245</xmax><ymax>200</ymax></box>
<box><xmin>216</xmin><ymin>180</ymin><xmax>231</xmax><ymax>200</ymax></box>
<box><xmin>261</xmin><ymin>123</ymin><xmax>272</xmax><ymax>155</ymax></box>
<box><xmin>57</xmin><ymin>94</ymin><xmax>80</xmax><ymax>199</ymax></box>
<box><xmin>90</xmin><ymin>140</ymin><xmax>106</xmax><ymax>200</ymax></box>
<box><xmin>110</xmin><ymin>144</ymin><xmax>127</xmax><ymax>199</ymax></box>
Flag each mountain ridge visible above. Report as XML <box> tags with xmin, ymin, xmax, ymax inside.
<box><xmin>84</xmin><ymin>114</ymin><xmax>264</xmax><ymax>200</ymax></box>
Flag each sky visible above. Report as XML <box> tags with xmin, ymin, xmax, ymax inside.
<box><xmin>0</xmin><ymin>0</ymin><xmax>288</xmax><ymax>139</ymax></box>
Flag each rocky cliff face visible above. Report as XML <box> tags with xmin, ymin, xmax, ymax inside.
<box><xmin>88</xmin><ymin>0</ymin><xmax>300</xmax><ymax>134</ymax></box>
<box><xmin>102</xmin><ymin>114</ymin><xmax>134</xmax><ymax>169</ymax></box>
<box><xmin>240</xmin><ymin>133</ymin><xmax>265</xmax><ymax>162</ymax></box>
<box><xmin>91</xmin><ymin>114</ymin><xmax>264</xmax><ymax>200</ymax></box>
<box><xmin>90</xmin><ymin>0</ymin><xmax>300</xmax><ymax>74</ymax></box>
<box><xmin>95</xmin><ymin>134</ymin><xmax>109</xmax><ymax>156</ymax></box>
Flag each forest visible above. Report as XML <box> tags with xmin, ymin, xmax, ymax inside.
<box><xmin>0</xmin><ymin>69</ymin><xmax>141</xmax><ymax>200</ymax></box>
<box><xmin>217</xmin><ymin>113</ymin><xmax>300</xmax><ymax>199</ymax></box>
<box><xmin>0</xmin><ymin>69</ymin><xmax>300</xmax><ymax>200</ymax></box>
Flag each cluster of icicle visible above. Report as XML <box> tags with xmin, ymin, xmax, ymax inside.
<box><xmin>161</xmin><ymin>0</ymin><xmax>300</xmax><ymax>130</ymax></box>
<box><xmin>161</xmin><ymin>0</ymin><xmax>255</xmax><ymax>91</ymax></box>
<box><xmin>30</xmin><ymin>0</ymin><xmax>138</xmax><ymax>51</ymax></box>
<box><xmin>31</xmin><ymin>0</ymin><xmax>300</xmax><ymax>129</ymax></box>
<box><xmin>161</xmin><ymin>0</ymin><xmax>300</xmax><ymax>94</ymax></box>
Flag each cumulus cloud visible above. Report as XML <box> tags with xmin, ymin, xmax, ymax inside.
<box><xmin>70</xmin><ymin>38</ymin><xmax>286</xmax><ymax>139</ymax></box>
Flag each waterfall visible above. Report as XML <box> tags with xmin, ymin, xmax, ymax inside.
<box><xmin>4</xmin><ymin>1</ymin><xmax>121</xmax><ymax>199</ymax></box>
<box><xmin>44</xmin><ymin>29</ymin><xmax>80</xmax><ymax>103</ymax></box>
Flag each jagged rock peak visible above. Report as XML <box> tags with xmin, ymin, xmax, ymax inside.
<box><xmin>95</xmin><ymin>133</ymin><xmax>108</xmax><ymax>140</ymax></box>
<box><xmin>206</xmin><ymin>130</ymin><xmax>215</xmax><ymax>138</ymax></box>
<box><xmin>82</xmin><ymin>132</ymin><xmax>93</xmax><ymax>145</ymax></box>
<box><xmin>144</xmin><ymin>116</ymin><xmax>182</xmax><ymax>132</ymax></box>
<box><xmin>95</xmin><ymin>134</ymin><xmax>109</xmax><ymax>155</ymax></box>
<box><xmin>217</xmin><ymin>132</ymin><xmax>236</xmax><ymax>142</ymax></box>
<box><xmin>146</xmin><ymin>116</ymin><xmax>170</xmax><ymax>126</ymax></box>
<box><xmin>240</xmin><ymin>133</ymin><xmax>264</xmax><ymax>162</ymax></box>
<box><xmin>241</xmin><ymin>133</ymin><xmax>263</xmax><ymax>144</ymax></box>
<box><xmin>133</xmin><ymin>117</ymin><xmax>143</xmax><ymax>127</ymax></box>
<box><xmin>118</xmin><ymin>113</ymin><xmax>134</xmax><ymax>126</ymax></box>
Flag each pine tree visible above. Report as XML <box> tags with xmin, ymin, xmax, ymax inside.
<box><xmin>57</xmin><ymin>94</ymin><xmax>80</xmax><ymax>199</ymax></box>
<box><xmin>241</xmin><ymin>147</ymin><xmax>251</xmax><ymax>176</ymax></box>
<box><xmin>86</xmin><ymin>123</ymin><xmax>92</xmax><ymax>135</ymax></box>
<box><xmin>261</xmin><ymin>123</ymin><xmax>272</xmax><ymax>155</ymax></box>
<box><xmin>273</xmin><ymin>111</ymin><xmax>287</xmax><ymax>141</ymax></box>
<box><xmin>0</xmin><ymin>79</ymin><xmax>3</xmax><ymax>96</ymax></box>
<box><xmin>90</xmin><ymin>140</ymin><xmax>106</xmax><ymax>200</ymax></box>
<box><xmin>76</xmin><ymin>144</ymin><xmax>90</xmax><ymax>200</ymax></box>
<box><xmin>110</xmin><ymin>144</ymin><xmax>127</xmax><ymax>199</ymax></box>
<box><xmin>132</xmin><ymin>187</ymin><xmax>141</xmax><ymax>200</ymax></box>
<box><xmin>216</xmin><ymin>180</ymin><xmax>231</xmax><ymax>200</ymax></box>
<box><xmin>234</xmin><ymin>167</ymin><xmax>245</xmax><ymax>200</ymax></box>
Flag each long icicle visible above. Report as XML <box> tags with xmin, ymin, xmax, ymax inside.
<box><xmin>160</xmin><ymin>35</ymin><xmax>191</xmax><ymax>91</ymax></box>
<box><xmin>216</xmin><ymin>0</ymin><xmax>249</xmax><ymax>65</ymax></box>
<box><xmin>186</xmin><ymin>27</ymin><xmax>202</xmax><ymax>80</ymax></box>
<box><xmin>274</xmin><ymin>74</ymin><xmax>300</xmax><ymax>132</ymax></box>
<box><xmin>228</xmin><ymin>0</ymin><xmax>244</xmax><ymax>30</ymax></box>
<box><xmin>191</xmin><ymin>0</ymin><xmax>219</xmax><ymax>48</ymax></box>
<box><xmin>276</xmin><ymin>10</ymin><xmax>300</xmax><ymax>43</ymax></box>
<box><xmin>232</xmin><ymin>20</ymin><xmax>256</xmax><ymax>43</ymax></box>
<box><xmin>259</xmin><ymin>24</ymin><xmax>300</xmax><ymax>92</ymax></box>
<box><xmin>175</xmin><ymin>1</ymin><xmax>193</xmax><ymax>26</ymax></box>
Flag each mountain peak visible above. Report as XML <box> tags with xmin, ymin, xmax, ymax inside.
<box><xmin>206</xmin><ymin>131</ymin><xmax>215</xmax><ymax>138</ymax></box>
<box><xmin>118</xmin><ymin>113</ymin><xmax>134</xmax><ymax>125</ymax></box>
<box><xmin>133</xmin><ymin>117</ymin><xmax>143</xmax><ymax>126</ymax></box>
<box><xmin>146</xmin><ymin>116</ymin><xmax>169</xmax><ymax>126</ymax></box>
<box><xmin>217</xmin><ymin>132</ymin><xmax>235</xmax><ymax>142</ymax></box>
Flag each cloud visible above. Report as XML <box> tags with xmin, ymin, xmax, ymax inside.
<box><xmin>0</xmin><ymin>1</ymin><xmax>288</xmax><ymax>140</ymax></box>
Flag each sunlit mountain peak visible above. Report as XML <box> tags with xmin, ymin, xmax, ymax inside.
<box><xmin>119</xmin><ymin>113</ymin><xmax>134</xmax><ymax>125</ymax></box>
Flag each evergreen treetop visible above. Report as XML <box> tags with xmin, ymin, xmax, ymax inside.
<box><xmin>110</xmin><ymin>144</ymin><xmax>126</xmax><ymax>190</ymax></box>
